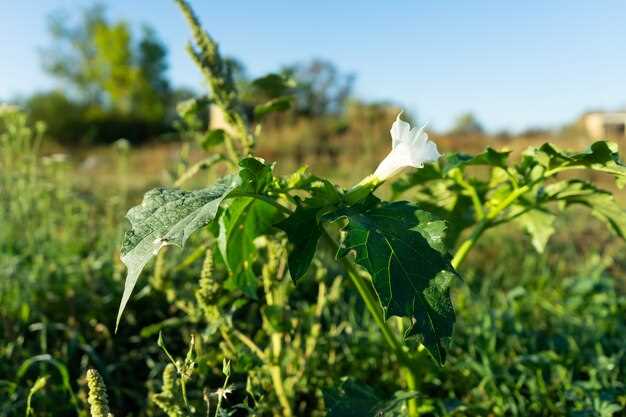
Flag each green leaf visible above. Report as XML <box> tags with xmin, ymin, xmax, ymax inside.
<box><xmin>531</xmin><ymin>141</ymin><xmax>626</xmax><ymax>186</ymax></box>
<box><xmin>201</xmin><ymin>129</ymin><xmax>225</xmax><ymax>149</ymax></box>
<box><xmin>323</xmin><ymin>379</ymin><xmax>381</xmax><ymax>417</ymax></box>
<box><xmin>275</xmin><ymin>206</ymin><xmax>323</xmax><ymax>281</ymax></box>
<box><xmin>391</xmin><ymin>147</ymin><xmax>510</xmax><ymax>195</ymax></box>
<box><xmin>324</xmin><ymin>379</ymin><xmax>419</xmax><ymax>417</ymax></box>
<box><xmin>547</xmin><ymin>180</ymin><xmax>626</xmax><ymax>238</ymax></box>
<box><xmin>391</xmin><ymin>163</ymin><xmax>442</xmax><ymax>194</ymax></box>
<box><xmin>443</xmin><ymin>147</ymin><xmax>510</xmax><ymax>173</ymax></box>
<box><xmin>254</xmin><ymin>96</ymin><xmax>292</xmax><ymax>119</ymax></box>
<box><xmin>514</xmin><ymin>208</ymin><xmax>556</xmax><ymax>253</ymax></box>
<box><xmin>328</xmin><ymin>200</ymin><xmax>458</xmax><ymax>364</ymax></box>
<box><xmin>218</xmin><ymin>197</ymin><xmax>279</xmax><ymax>298</ymax></box>
<box><xmin>251</xmin><ymin>73</ymin><xmax>295</xmax><ymax>97</ymax></box>
<box><xmin>238</xmin><ymin>157</ymin><xmax>274</xmax><ymax>194</ymax></box>
<box><xmin>117</xmin><ymin>175</ymin><xmax>240</xmax><ymax>330</ymax></box>
<box><xmin>281</xmin><ymin>167</ymin><xmax>342</xmax><ymax>208</ymax></box>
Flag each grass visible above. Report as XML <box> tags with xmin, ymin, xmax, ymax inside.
<box><xmin>1</xmin><ymin>108</ymin><xmax>625</xmax><ymax>416</ymax></box>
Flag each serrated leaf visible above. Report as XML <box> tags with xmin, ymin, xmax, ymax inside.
<box><xmin>514</xmin><ymin>208</ymin><xmax>556</xmax><ymax>253</ymax></box>
<box><xmin>117</xmin><ymin>175</ymin><xmax>240</xmax><ymax>330</ymax></box>
<box><xmin>280</xmin><ymin>166</ymin><xmax>343</xmax><ymax>207</ymax></box>
<box><xmin>547</xmin><ymin>180</ymin><xmax>626</xmax><ymax>238</ymax></box>
<box><xmin>443</xmin><ymin>147</ymin><xmax>510</xmax><ymax>173</ymax></box>
<box><xmin>275</xmin><ymin>206</ymin><xmax>323</xmax><ymax>281</ymax></box>
<box><xmin>531</xmin><ymin>141</ymin><xmax>626</xmax><ymax>186</ymax></box>
<box><xmin>218</xmin><ymin>197</ymin><xmax>279</xmax><ymax>298</ymax></box>
<box><xmin>328</xmin><ymin>200</ymin><xmax>458</xmax><ymax>364</ymax></box>
<box><xmin>238</xmin><ymin>157</ymin><xmax>274</xmax><ymax>194</ymax></box>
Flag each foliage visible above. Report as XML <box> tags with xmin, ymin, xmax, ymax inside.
<box><xmin>28</xmin><ymin>4</ymin><xmax>174</xmax><ymax>144</ymax></box>
<box><xmin>3</xmin><ymin>1</ymin><xmax>626</xmax><ymax>416</ymax></box>
<box><xmin>43</xmin><ymin>4</ymin><xmax>170</xmax><ymax>119</ymax></box>
<box><xmin>111</xmin><ymin>2</ymin><xmax>626</xmax><ymax>416</ymax></box>
<box><xmin>1</xmin><ymin>110</ymin><xmax>626</xmax><ymax>416</ymax></box>
<box><xmin>392</xmin><ymin>140</ymin><xmax>626</xmax><ymax>268</ymax></box>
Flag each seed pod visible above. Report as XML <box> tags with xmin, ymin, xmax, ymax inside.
<box><xmin>86</xmin><ymin>369</ymin><xmax>113</xmax><ymax>417</ymax></box>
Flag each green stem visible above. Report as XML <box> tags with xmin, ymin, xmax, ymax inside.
<box><xmin>321</xmin><ymin>229</ymin><xmax>420</xmax><ymax>417</ymax></box>
<box><xmin>451</xmin><ymin>220</ymin><xmax>489</xmax><ymax>269</ymax></box>
<box><xmin>456</xmin><ymin>175</ymin><xmax>485</xmax><ymax>220</ymax></box>
<box><xmin>262</xmin><ymin>243</ymin><xmax>293</xmax><ymax>417</ymax></box>
<box><xmin>222</xmin><ymin>131</ymin><xmax>241</xmax><ymax>164</ymax></box>
<box><xmin>452</xmin><ymin>179</ymin><xmax>539</xmax><ymax>268</ymax></box>
<box><xmin>269</xmin><ymin>365</ymin><xmax>293</xmax><ymax>417</ymax></box>
<box><xmin>214</xmin><ymin>371</ymin><xmax>231</xmax><ymax>417</ymax></box>
<box><xmin>232</xmin><ymin>329</ymin><xmax>266</xmax><ymax>361</ymax></box>
<box><xmin>403</xmin><ymin>369</ymin><xmax>419</xmax><ymax>415</ymax></box>
<box><xmin>174</xmin><ymin>155</ymin><xmax>224</xmax><ymax>187</ymax></box>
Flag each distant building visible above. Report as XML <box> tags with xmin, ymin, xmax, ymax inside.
<box><xmin>583</xmin><ymin>112</ymin><xmax>626</xmax><ymax>139</ymax></box>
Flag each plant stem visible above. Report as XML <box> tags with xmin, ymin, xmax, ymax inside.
<box><xmin>451</xmin><ymin>181</ymin><xmax>536</xmax><ymax>268</ymax></box>
<box><xmin>403</xmin><ymin>368</ymin><xmax>419</xmax><ymax>416</ymax></box>
<box><xmin>262</xmin><ymin>243</ymin><xmax>293</xmax><ymax>417</ymax></box>
<box><xmin>233</xmin><ymin>194</ymin><xmax>421</xmax><ymax>413</ymax></box>
<box><xmin>214</xmin><ymin>371</ymin><xmax>231</xmax><ymax>417</ymax></box>
<box><xmin>451</xmin><ymin>220</ymin><xmax>489</xmax><ymax>269</ymax></box>
<box><xmin>321</xmin><ymin>229</ymin><xmax>420</xmax><ymax>417</ymax></box>
<box><xmin>232</xmin><ymin>329</ymin><xmax>266</xmax><ymax>361</ymax></box>
<box><xmin>455</xmin><ymin>175</ymin><xmax>485</xmax><ymax>220</ymax></box>
<box><xmin>451</xmin><ymin>164</ymin><xmax>579</xmax><ymax>268</ymax></box>
<box><xmin>269</xmin><ymin>365</ymin><xmax>293</xmax><ymax>417</ymax></box>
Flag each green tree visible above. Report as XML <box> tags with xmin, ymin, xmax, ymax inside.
<box><xmin>42</xmin><ymin>5</ymin><xmax>170</xmax><ymax>121</ymax></box>
<box><xmin>449</xmin><ymin>112</ymin><xmax>485</xmax><ymax>136</ymax></box>
<box><xmin>282</xmin><ymin>59</ymin><xmax>354</xmax><ymax>117</ymax></box>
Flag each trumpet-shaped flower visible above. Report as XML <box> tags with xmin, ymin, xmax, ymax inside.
<box><xmin>372</xmin><ymin>112</ymin><xmax>441</xmax><ymax>181</ymax></box>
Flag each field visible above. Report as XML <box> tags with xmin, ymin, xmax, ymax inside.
<box><xmin>2</xmin><ymin>1</ymin><xmax>626</xmax><ymax>417</ymax></box>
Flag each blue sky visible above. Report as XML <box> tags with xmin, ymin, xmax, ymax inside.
<box><xmin>1</xmin><ymin>0</ymin><xmax>625</xmax><ymax>132</ymax></box>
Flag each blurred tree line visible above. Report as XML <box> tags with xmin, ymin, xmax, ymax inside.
<box><xmin>20</xmin><ymin>4</ymin><xmax>395</xmax><ymax>148</ymax></box>
<box><xmin>26</xmin><ymin>5</ymin><xmax>191</xmax><ymax>144</ymax></box>
<box><xmin>20</xmin><ymin>4</ymin><xmax>488</xmax><ymax>149</ymax></box>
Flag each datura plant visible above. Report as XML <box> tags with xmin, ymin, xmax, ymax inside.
<box><xmin>113</xmin><ymin>1</ymin><xmax>626</xmax><ymax>416</ymax></box>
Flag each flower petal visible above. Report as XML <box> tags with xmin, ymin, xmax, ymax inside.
<box><xmin>390</xmin><ymin>112</ymin><xmax>411</xmax><ymax>149</ymax></box>
<box><xmin>372</xmin><ymin>112</ymin><xmax>441</xmax><ymax>181</ymax></box>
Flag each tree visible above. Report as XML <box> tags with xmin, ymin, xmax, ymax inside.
<box><xmin>449</xmin><ymin>112</ymin><xmax>485</xmax><ymax>136</ymax></box>
<box><xmin>42</xmin><ymin>5</ymin><xmax>170</xmax><ymax>121</ymax></box>
<box><xmin>282</xmin><ymin>59</ymin><xmax>355</xmax><ymax>118</ymax></box>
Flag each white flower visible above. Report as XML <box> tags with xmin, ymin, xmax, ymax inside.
<box><xmin>372</xmin><ymin>112</ymin><xmax>441</xmax><ymax>181</ymax></box>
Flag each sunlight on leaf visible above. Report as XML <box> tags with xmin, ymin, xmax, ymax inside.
<box><xmin>117</xmin><ymin>175</ymin><xmax>240</xmax><ymax>331</ymax></box>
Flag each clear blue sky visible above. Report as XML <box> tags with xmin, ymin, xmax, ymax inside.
<box><xmin>1</xmin><ymin>0</ymin><xmax>625</xmax><ymax>132</ymax></box>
